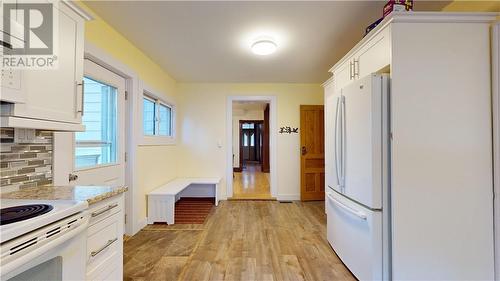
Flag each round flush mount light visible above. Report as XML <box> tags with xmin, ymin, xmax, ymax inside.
<box><xmin>251</xmin><ymin>39</ymin><xmax>277</xmax><ymax>56</ymax></box>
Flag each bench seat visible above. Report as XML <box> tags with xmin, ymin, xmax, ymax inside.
<box><xmin>147</xmin><ymin>177</ymin><xmax>220</xmax><ymax>224</ymax></box>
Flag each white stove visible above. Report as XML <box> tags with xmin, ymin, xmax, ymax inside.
<box><xmin>0</xmin><ymin>199</ymin><xmax>88</xmax><ymax>243</ymax></box>
<box><xmin>0</xmin><ymin>199</ymin><xmax>89</xmax><ymax>280</ymax></box>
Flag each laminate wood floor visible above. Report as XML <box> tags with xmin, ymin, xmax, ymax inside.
<box><xmin>232</xmin><ymin>164</ymin><xmax>273</xmax><ymax>200</ymax></box>
<box><xmin>124</xmin><ymin>201</ymin><xmax>355</xmax><ymax>281</ymax></box>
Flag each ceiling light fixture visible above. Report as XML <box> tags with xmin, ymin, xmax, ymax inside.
<box><xmin>251</xmin><ymin>39</ymin><xmax>277</xmax><ymax>56</ymax></box>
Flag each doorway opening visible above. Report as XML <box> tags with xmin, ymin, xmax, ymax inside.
<box><xmin>231</xmin><ymin>100</ymin><xmax>272</xmax><ymax>199</ymax></box>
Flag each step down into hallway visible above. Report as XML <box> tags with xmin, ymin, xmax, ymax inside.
<box><xmin>174</xmin><ymin>197</ymin><xmax>214</xmax><ymax>224</ymax></box>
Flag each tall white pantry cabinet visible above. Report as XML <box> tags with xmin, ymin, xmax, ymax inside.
<box><xmin>324</xmin><ymin>12</ymin><xmax>498</xmax><ymax>280</ymax></box>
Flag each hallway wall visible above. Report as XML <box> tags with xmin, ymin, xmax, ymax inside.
<box><xmin>176</xmin><ymin>83</ymin><xmax>323</xmax><ymax>200</ymax></box>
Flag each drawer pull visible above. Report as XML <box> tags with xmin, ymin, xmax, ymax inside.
<box><xmin>91</xmin><ymin>238</ymin><xmax>118</xmax><ymax>257</ymax></box>
<box><xmin>91</xmin><ymin>203</ymin><xmax>119</xmax><ymax>218</ymax></box>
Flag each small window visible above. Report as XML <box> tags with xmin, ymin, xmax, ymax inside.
<box><xmin>142</xmin><ymin>93</ymin><xmax>174</xmax><ymax>137</ymax></box>
<box><xmin>242</xmin><ymin>123</ymin><xmax>254</xmax><ymax>129</ymax></box>
<box><xmin>158</xmin><ymin>104</ymin><xmax>172</xmax><ymax>136</ymax></box>
<box><xmin>143</xmin><ymin>97</ymin><xmax>155</xmax><ymax>136</ymax></box>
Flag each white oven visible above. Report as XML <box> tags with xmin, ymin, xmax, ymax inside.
<box><xmin>0</xmin><ymin>200</ymin><xmax>89</xmax><ymax>281</ymax></box>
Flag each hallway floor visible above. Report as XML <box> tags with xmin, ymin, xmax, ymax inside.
<box><xmin>232</xmin><ymin>164</ymin><xmax>272</xmax><ymax>200</ymax></box>
<box><xmin>123</xmin><ymin>200</ymin><xmax>355</xmax><ymax>281</ymax></box>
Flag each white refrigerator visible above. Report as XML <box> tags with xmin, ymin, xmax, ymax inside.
<box><xmin>326</xmin><ymin>74</ymin><xmax>390</xmax><ymax>281</ymax></box>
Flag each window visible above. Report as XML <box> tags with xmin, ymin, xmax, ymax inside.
<box><xmin>143</xmin><ymin>97</ymin><xmax>155</xmax><ymax>135</ymax></box>
<box><xmin>142</xmin><ymin>93</ymin><xmax>173</xmax><ymax>137</ymax></box>
<box><xmin>75</xmin><ymin>77</ymin><xmax>117</xmax><ymax>169</ymax></box>
<box><xmin>243</xmin><ymin>133</ymin><xmax>249</xmax><ymax>147</ymax></box>
<box><xmin>242</xmin><ymin>123</ymin><xmax>254</xmax><ymax>129</ymax></box>
<box><xmin>158</xmin><ymin>104</ymin><xmax>172</xmax><ymax>136</ymax></box>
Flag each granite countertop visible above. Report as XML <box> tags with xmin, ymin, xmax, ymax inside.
<box><xmin>0</xmin><ymin>185</ymin><xmax>128</xmax><ymax>205</ymax></box>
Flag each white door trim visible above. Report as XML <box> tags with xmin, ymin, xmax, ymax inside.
<box><xmin>83</xmin><ymin>42</ymin><xmax>141</xmax><ymax>236</ymax></box>
<box><xmin>492</xmin><ymin>21</ymin><xmax>500</xmax><ymax>281</ymax></box>
<box><xmin>226</xmin><ymin>95</ymin><xmax>277</xmax><ymax>199</ymax></box>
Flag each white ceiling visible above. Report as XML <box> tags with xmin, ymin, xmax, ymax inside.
<box><xmin>85</xmin><ymin>1</ymin><xmax>449</xmax><ymax>83</ymax></box>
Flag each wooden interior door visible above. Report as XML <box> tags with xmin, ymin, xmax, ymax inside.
<box><xmin>300</xmin><ymin>105</ymin><xmax>325</xmax><ymax>201</ymax></box>
<box><xmin>239</xmin><ymin>120</ymin><xmax>263</xmax><ymax>168</ymax></box>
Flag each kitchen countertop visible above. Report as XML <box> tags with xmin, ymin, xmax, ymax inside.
<box><xmin>0</xmin><ymin>185</ymin><xmax>128</xmax><ymax>205</ymax></box>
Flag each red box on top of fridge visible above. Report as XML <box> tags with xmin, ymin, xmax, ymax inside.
<box><xmin>383</xmin><ymin>0</ymin><xmax>413</xmax><ymax>18</ymax></box>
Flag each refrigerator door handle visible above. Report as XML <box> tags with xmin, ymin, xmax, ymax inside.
<box><xmin>327</xmin><ymin>192</ymin><xmax>367</xmax><ymax>220</ymax></box>
<box><xmin>341</xmin><ymin>95</ymin><xmax>346</xmax><ymax>191</ymax></box>
<box><xmin>334</xmin><ymin>97</ymin><xmax>341</xmax><ymax>186</ymax></box>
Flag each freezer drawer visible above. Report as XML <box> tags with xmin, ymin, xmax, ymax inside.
<box><xmin>326</xmin><ymin>191</ymin><xmax>383</xmax><ymax>281</ymax></box>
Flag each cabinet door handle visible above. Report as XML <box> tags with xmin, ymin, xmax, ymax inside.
<box><xmin>91</xmin><ymin>238</ymin><xmax>118</xmax><ymax>257</ymax></box>
<box><xmin>76</xmin><ymin>80</ymin><xmax>84</xmax><ymax>115</ymax></box>
<box><xmin>334</xmin><ymin>97</ymin><xmax>341</xmax><ymax>186</ymax></box>
<box><xmin>353</xmin><ymin>59</ymin><xmax>359</xmax><ymax>79</ymax></box>
<box><xmin>349</xmin><ymin>61</ymin><xmax>354</xmax><ymax>80</ymax></box>
<box><xmin>341</xmin><ymin>96</ymin><xmax>346</xmax><ymax>191</ymax></box>
<box><xmin>91</xmin><ymin>203</ymin><xmax>119</xmax><ymax>218</ymax></box>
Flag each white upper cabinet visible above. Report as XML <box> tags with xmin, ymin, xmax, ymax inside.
<box><xmin>333</xmin><ymin>60</ymin><xmax>351</xmax><ymax>93</ymax></box>
<box><xmin>1</xmin><ymin>2</ymin><xmax>86</xmax><ymax>131</ymax></box>
<box><xmin>354</xmin><ymin>26</ymin><xmax>391</xmax><ymax>78</ymax></box>
<box><xmin>330</xmin><ymin>24</ymin><xmax>391</xmax><ymax>91</ymax></box>
<box><xmin>1</xmin><ymin>14</ymin><xmax>26</xmax><ymax>104</ymax></box>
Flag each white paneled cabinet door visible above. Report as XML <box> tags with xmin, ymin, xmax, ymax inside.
<box><xmin>354</xmin><ymin>27</ymin><xmax>391</xmax><ymax>78</ymax></box>
<box><xmin>333</xmin><ymin>59</ymin><xmax>352</xmax><ymax>93</ymax></box>
<box><xmin>0</xmin><ymin>17</ymin><xmax>25</xmax><ymax>103</ymax></box>
<box><xmin>10</xmin><ymin>3</ymin><xmax>84</xmax><ymax>124</ymax></box>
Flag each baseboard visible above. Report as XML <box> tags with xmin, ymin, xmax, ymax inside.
<box><xmin>233</xmin><ymin>167</ymin><xmax>242</xmax><ymax>172</ymax></box>
<box><xmin>277</xmin><ymin>194</ymin><xmax>300</xmax><ymax>201</ymax></box>
<box><xmin>137</xmin><ymin>217</ymin><xmax>148</xmax><ymax>232</ymax></box>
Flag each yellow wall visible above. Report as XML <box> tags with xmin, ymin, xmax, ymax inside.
<box><xmin>442</xmin><ymin>0</ymin><xmax>500</xmax><ymax>12</ymax></box>
<box><xmin>77</xmin><ymin>2</ymin><xmax>324</xmax><ymax>227</ymax></box>
<box><xmin>176</xmin><ymin>83</ymin><xmax>324</xmax><ymax>200</ymax></box>
<box><xmin>77</xmin><ymin>3</ymin><xmax>179</xmax><ymax>224</ymax></box>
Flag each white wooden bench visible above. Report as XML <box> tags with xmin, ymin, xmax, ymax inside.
<box><xmin>147</xmin><ymin>177</ymin><xmax>221</xmax><ymax>224</ymax></box>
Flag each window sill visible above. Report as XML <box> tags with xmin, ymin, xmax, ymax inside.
<box><xmin>139</xmin><ymin>135</ymin><xmax>176</xmax><ymax>146</ymax></box>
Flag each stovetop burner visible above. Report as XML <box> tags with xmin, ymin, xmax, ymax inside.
<box><xmin>0</xmin><ymin>204</ymin><xmax>54</xmax><ymax>225</ymax></box>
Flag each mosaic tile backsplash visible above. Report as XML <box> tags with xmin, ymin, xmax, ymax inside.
<box><xmin>1</xmin><ymin>128</ymin><xmax>53</xmax><ymax>193</ymax></box>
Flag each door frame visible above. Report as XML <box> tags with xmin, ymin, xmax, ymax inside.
<box><xmin>239</xmin><ymin>120</ymin><xmax>264</xmax><ymax>169</ymax></box>
<box><xmin>83</xmin><ymin>42</ymin><xmax>140</xmax><ymax>236</ymax></box>
<box><xmin>226</xmin><ymin>96</ymin><xmax>277</xmax><ymax>199</ymax></box>
<box><xmin>492</xmin><ymin>21</ymin><xmax>499</xmax><ymax>281</ymax></box>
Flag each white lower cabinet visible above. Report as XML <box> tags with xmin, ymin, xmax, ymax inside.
<box><xmin>86</xmin><ymin>194</ymin><xmax>124</xmax><ymax>281</ymax></box>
